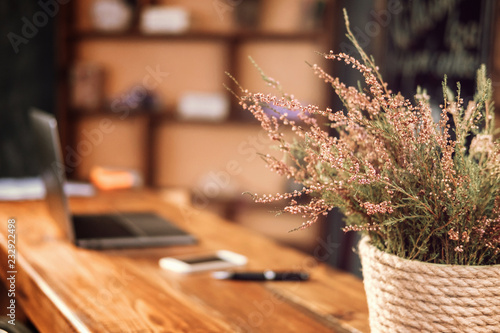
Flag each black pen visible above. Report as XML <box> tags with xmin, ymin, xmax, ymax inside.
<box><xmin>212</xmin><ymin>270</ymin><xmax>309</xmax><ymax>281</ymax></box>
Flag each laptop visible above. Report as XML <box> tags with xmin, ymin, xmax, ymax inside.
<box><xmin>30</xmin><ymin>108</ymin><xmax>197</xmax><ymax>249</ymax></box>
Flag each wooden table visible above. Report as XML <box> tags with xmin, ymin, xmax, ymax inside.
<box><xmin>0</xmin><ymin>190</ymin><xmax>369</xmax><ymax>332</ymax></box>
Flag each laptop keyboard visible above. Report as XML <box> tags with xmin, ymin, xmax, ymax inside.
<box><xmin>72</xmin><ymin>214</ymin><xmax>135</xmax><ymax>239</ymax></box>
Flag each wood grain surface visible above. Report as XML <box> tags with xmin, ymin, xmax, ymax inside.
<box><xmin>0</xmin><ymin>190</ymin><xmax>369</xmax><ymax>332</ymax></box>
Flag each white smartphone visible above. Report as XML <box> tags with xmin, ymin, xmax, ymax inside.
<box><xmin>159</xmin><ymin>250</ymin><xmax>247</xmax><ymax>273</ymax></box>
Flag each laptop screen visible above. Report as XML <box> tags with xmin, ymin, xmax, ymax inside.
<box><xmin>30</xmin><ymin>108</ymin><xmax>76</xmax><ymax>243</ymax></box>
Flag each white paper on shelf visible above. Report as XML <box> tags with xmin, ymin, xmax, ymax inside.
<box><xmin>0</xmin><ymin>177</ymin><xmax>95</xmax><ymax>201</ymax></box>
<box><xmin>0</xmin><ymin>177</ymin><xmax>45</xmax><ymax>201</ymax></box>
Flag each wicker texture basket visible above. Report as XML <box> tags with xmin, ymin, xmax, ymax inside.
<box><xmin>358</xmin><ymin>237</ymin><xmax>500</xmax><ymax>333</ymax></box>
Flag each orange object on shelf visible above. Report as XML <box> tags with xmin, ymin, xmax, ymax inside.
<box><xmin>89</xmin><ymin>166</ymin><xmax>142</xmax><ymax>190</ymax></box>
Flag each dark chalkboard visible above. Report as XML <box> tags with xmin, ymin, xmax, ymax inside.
<box><xmin>383</xmin><ymin>0</ymin><xmax>495</xmax><ymax>111</ymax></box>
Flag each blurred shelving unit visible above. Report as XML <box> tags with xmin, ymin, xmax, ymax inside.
<box><xmin>56</xmin><ymin>0</ymin><xmax>337</xmax><ymax>252</ymax></box>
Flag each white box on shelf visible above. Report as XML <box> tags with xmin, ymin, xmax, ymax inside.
<box><xmin>178</xmin><ymin>92</ymin><xmax>229</xmax><ymax>122</ymax></box>
<box><xmin>140</xmin><ymin>6</ymin><xmax>190</xmax><ymax>34</ymax></box>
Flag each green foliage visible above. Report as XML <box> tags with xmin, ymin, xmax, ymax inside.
<box><xmin>237</xmin><ymin>10</ymin><xmax>500</xmax><ymax>265</ymax></box>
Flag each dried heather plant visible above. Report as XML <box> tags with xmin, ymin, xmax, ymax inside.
<box><xmin>233</xmin><ymin>10</ymin><xmax>499</xmax><ymax>265</ymax></box>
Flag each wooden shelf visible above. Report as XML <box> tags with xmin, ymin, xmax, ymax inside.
<box><xmin>59</xmin><ymin>0</ymin><xmax>336</xmax><ymax>188</ymax></box>
<box><xmin>69</xmin><ymin>29</ymin><xmax>328</xmax><ymax>42</ymax></box>
<box><xmin>67</xmin><ymin>108</ymin><xmax>260</xmax><ymax>126</ymax></box>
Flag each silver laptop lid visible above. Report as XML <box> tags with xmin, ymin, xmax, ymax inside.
<box><xmin>30</xmin><ymin>108</ymin><xmax>75</xmax><ymax>243</ymax></box>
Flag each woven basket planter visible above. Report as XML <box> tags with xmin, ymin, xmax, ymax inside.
<box><xmin>358</xmin><ymin>237</ymin><xmax>500</xmax><ymax>333</ymax></box>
